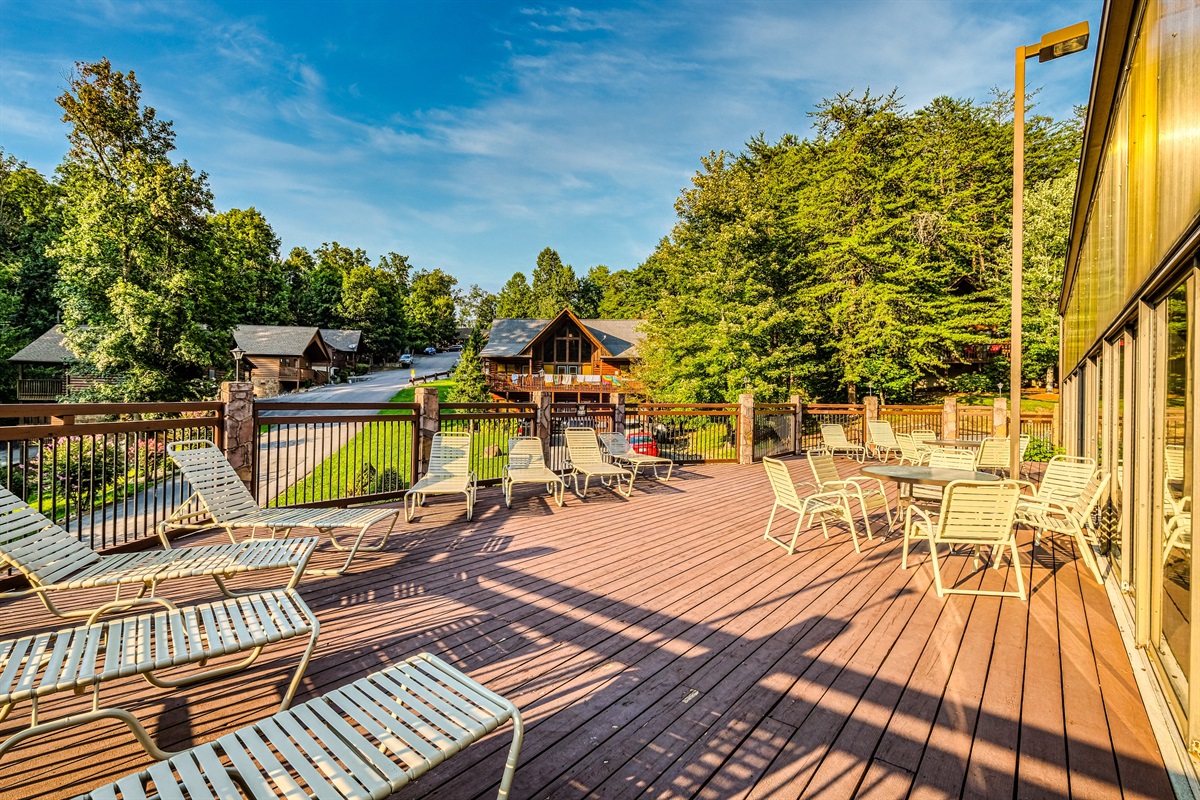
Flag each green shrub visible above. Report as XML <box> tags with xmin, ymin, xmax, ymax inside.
<box><xmin>1023</xmin><ymin>435</ymin><xmax>1063</xmax><ymax>462</ymax></box>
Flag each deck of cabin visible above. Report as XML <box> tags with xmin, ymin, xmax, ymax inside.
<box><xmin>1</xmin><ymin>457</ymin><xmax>1173</xmax><ymax>799</ymax></box>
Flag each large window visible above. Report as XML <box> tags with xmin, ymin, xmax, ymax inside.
<box><xmin>541</xmin><ymin>325</ymin><xmax>593</xmax><ymax>366</ymax></box>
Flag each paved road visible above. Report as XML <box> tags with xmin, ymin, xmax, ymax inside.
<box><xmin>256</xmin><ymin>352</ymin><xmax>460</xmax><ymax>416</ymax></box>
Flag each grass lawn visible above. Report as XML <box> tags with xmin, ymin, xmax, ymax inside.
<box><xmin>386</xmin><ymin>379</ymin><xmax>455</xmax><ymax>405</ymax></box>
<box><xmin>956</xmin><ymin>394</ymin><xmax>1058</xmax><ymax>412</ymax></box>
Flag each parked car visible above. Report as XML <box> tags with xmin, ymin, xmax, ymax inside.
<box><xmin>423</xmin><ymin>346</ymin><xmax>437</xmax><ymax>355</ymax></box>
<box><xmin>446</xmin><ymin>344</ymin><xmax>463</xmax><ymax>352</ymax></box>
<box><xmin>398</xmin><ymin>354</ymin><xmax>413</xmax><ymax>367</ymax></box>
<box><xmin>628</xmin><ymin>433</ymin><xmax>659</xmax><ymax>457</ymax></box>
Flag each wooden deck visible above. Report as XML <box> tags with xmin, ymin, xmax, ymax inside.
<box><xmin>1</xmin><ymin>457</ymin><xmax>1174</xmax><ymax>799</ymax></box>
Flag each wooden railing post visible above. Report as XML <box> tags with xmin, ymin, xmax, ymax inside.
<box><xmin>993</xmin><ymin>396</ymin><xmax>1008</xmax><ymax>438</ymax></box>
<box><xmin>791</xmin><ymin>395</ymin><xmax>803</xmax><ymax>455</ymax></box>
<box><xmin>863</xmin><ymin>396</ymin><xmax>878</xmax><ymax>448</ymax></box>
<box><xmin>943</xmin><ymin>396</ymin><xmax>957</xmax><ymax>440</ymax></box>
<box><xmin>415</xmin><ymin>386</ymin><xmax>440</xmax><ymax>476</ymax></box>
<box><xmin>221</xmin><ymin>381</ymin><xmax>255</xmax><ymax>489</ymax></box>
<box><xmin>533</xmin><ymin>391</ymin><xmax>552</xmax><ymax>457</ymax></box>
<box><xmin>738</xmin><ymin>393</ymin><xmax>755</xmax><ymax>465</ymax></box>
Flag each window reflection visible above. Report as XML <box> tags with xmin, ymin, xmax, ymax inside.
<box><xmin>1160</xmin><ymin>282</ymin><xmax>1191</xmax><ymax>706</ymax></box>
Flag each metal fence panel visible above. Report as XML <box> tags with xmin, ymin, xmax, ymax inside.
<box><xmin>753</xmin><ymin>405</ymin><xmax>794</xmax><ymax>460</ymax></box>
<box><xmin>801</xmin><ymin>405</ymin><xmax>866</xmax><ymax>451</ymax></box>
<box><xmin>439</xmin><ymin>403</ymin><xmax>537</xmax><ymax>485</ymax></box>
<box><xmin>624</xmin><ymin>404</ymin><xmax>739</xmax><ymax>464</ymax></box>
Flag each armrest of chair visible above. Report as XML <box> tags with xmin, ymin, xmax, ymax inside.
<box><xmin>905</xmin><ymin>503</ymin><xmax>935</xmax><ymax>534</ymax></box>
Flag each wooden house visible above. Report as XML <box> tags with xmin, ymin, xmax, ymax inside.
<box><xmin>481</xmin><ymin>309</ymin><xmax>645</xmax><ymax>401</ymax></box>
<box><xmin>233</xmin><ymin>325</ymin><xmax>332</xmax><ymax>397</ymax></box>
<box><xmin>7</xmin><ymin>326</ymin><xmax>119</xmax><ymax>401</ymax></box>
<box><xmin>319</xmin><ymin>329</ymin><xmax>363</xmax><ymax>375</ymax></box>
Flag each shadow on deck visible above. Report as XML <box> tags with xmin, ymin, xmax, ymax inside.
<box><xmin>0</xmin><ymin>457</ymin><xmax>1172</xmax><ymax>799</ymax></box>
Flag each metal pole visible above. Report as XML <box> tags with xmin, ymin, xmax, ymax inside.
<box><xmin>1010</xmin><ymin>46</ymin><xmax>1026</xmax><ymax>476</ymax></box>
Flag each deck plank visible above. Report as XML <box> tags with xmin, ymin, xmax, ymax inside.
<box><xmin>0</xmin><ymin>457</ymin><xmax>1173</xmax><ymax>800</ymax></box>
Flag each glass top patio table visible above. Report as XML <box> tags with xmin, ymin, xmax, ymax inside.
<box><xmin>928</xmin><ymin>438</ymin><xmax>985</xmax><ymax>449</ymax></box>
<box><xmin>860</xmin><ymin>465</ymin><xmax>1000</xmax><ymax>487</ymax></box>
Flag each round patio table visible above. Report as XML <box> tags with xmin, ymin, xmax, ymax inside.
<box><xmin>861</xmin><ymin>465</ymin><xmax>1000</xmax><ymax>531</ymax></box>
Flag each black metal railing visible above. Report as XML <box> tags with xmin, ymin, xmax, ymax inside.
<box><xmin>253</xmin><ymin>402</ymin><xmax>419</xmax><ymax>508</ymax></box>
<box><xmin>801</xmin><ymin>404</ymin><xmax>865</xmax><ymax>451</ymax></box>
<box><xmin>0</xmin><ymin>402</ymin><xmax>222</xmax><ymax>550</ymax></box>
<box><xmin>625</xmin><ymin>404</ymin><xmax>739</xmax><ymax>464</ymax></box>
<box><xmin>879</xmin><ymin>406</ymin><xmax>942</xmax><ymax>436</ymax></box>
<box><xmin>439</xmin><ymin>403</ymin><xmax>537</xmax><ymax>485</ymax></box>
<box><xmin>548</xmin><ymin>404</ymin><xmax>616</xmax><ymax>471</ymax></box>
<box><xmin>753</xmin><ymin>404</ymin><xmax>794</xmax><ymax>460</ymax></box>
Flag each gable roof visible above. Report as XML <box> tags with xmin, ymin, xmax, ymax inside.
<box><xmin>8</xmin><ymin>325</ymin><xmax>76</xmax><ymax>364</ymax></box>
<box><xmin>234</xmin><ymin>325</ymin><xmax>328</xmax><ymax>358</ymax></box>
<box><xmin>320</xmin><ymin>328</ymin><xmax>362</xmax><ymax>353</ymax></box>
<box><xmin>481</xmin><ymin>315</ymin><xmax>645</xmax><ymax>359</ymax></box>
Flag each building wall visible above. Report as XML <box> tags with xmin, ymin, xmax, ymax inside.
<box><xmin>1061</xmin><ymin>0</ymin><xmax>1200</xmax><ymax>762</ymax></box>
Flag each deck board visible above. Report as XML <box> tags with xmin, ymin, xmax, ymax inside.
<box><xmin>0</xmin><ymin>457</ymin><xmax>1175</xmax><ymax>799</ymax></box>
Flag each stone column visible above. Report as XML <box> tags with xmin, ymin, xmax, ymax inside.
<box><xmin>415</xmin><ymin>386</ymin><xmax>440</xmax><ymax>475</ymax></box>
<box><xmin>942</xmin><ymin>396</ymin><xmax>958</xmax><ymax>440</ymax></box>
<box><xmin>993</xmin><ymin>396</ymin><xmax>1008</xmax><ymax>438</ymax></box>
<box><xmin>533</xmin><ymin>391</ymin><xmax>552</xmax><ymax>457</ymax></box>
<box><xmin>613</xmin><ymin>393</ymin><xmax>626</xmax><ymax>435</ymax></box>
<box><xmin>738</xmin><ymin>392</ymin><xmax>755</xmax><ymax>465</ymax></box>
<box><xmin>863</xmin><ymin>396</ymin><xmax>879</xmax><ymax>450</ymax></box>
<box><xmin>220</xmin><ymin>381</ymin><xmax>255</xmax><ymax>489</ymax></box>
<box><xmin>791</xmin><ymin>394</ymin><xmax>803</xmax><ymax>455</ymax></box>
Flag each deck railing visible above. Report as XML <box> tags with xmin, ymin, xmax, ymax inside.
<box><xmin>0</xmin><ymin>402</ymin><xmax>222</xmax><ymax>550</ymax></box>
<box><xmin>15</xmin><ymin>378</ymin><xmax>66</xmax><ymax>402</ymax></box>
<box><xmin>753</xmin><ymin>404</ymin><xmax>795</xmax><ymax>460</ymax></box>
<box><xmin>625</xmin><ymin>403</ymin><xmax>739</xmax><ymax>464</ymax></box>
<box><xmin>253</xmin><ymin>402</ymin><xmax>419</xmax><ymax>508</ymax></box>
<box><xmin>880</xmin><ymin>405</ymin><xmax>943</xmax><ymax>435</ymax></box>
<box><xmin>439</xmin><ymin>402</ymin><xmax>537</xmax><ymax>485</ymax></box>
<box><xmin>801</xmin><ymin>404</ymin><xmax>867</xmax><ymax>451</ymax></box>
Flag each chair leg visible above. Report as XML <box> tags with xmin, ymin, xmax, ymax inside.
<box><xmin>763</xmin><ymin>503</ymin><xmax>779</xmax><ymax>543</ymax></box>
<box><xmin>1010</xmin><ymin>540</ymin><xmax>1027</xmax><ymax>601</ymax></box>
<box><xmin>496</xmin><ymin>707</ymin><xmax>525</xmax><ymax>800</ymax></box>
<box><xmin>929</xmin><ymin>542</ymin><xmax>946</xmax><ymax>597</ymax></box>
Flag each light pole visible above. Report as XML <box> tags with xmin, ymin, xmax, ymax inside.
<box><xmin>1011</xmin><ymin>20</ymin><xmax>1089</xmax><ymax>474</ymax></box>
<box><xmin>231</xmin><ymin>347</ymin><xmax>246</xmax><ymax>382</ymax></box>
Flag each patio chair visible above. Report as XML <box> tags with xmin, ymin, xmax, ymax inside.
<box><xmin>763</xmin><ymin>457</ymin><xmax>861</xmax><ymax>555</ymax></box>
<box><xmin>806</xmin><ymin>450</ymin><xmax>892</xmax><ymax>535</ymax></box>
<box><xmin>911</xmin><ymin>428</ymin><xmax>938</xmax><ymax>456</ymax></box>
<box><xmin>405</xmin><ymin>432</ymin><xmax>478</xmax><ymax>522</ymax></box>
<box><xmin>908</xmin><ymin>448</ymin><xmax>978</xmax><ymax>506</ymax></box>
<box><xmin>1164</xmin><ymin>511</ymin><xmax>1192</xmax><ymax>568</ymax></box>
<box><xmin>903</xmin><ymin>479</ymin><xmax>1025</xmax><ymax>600</ymax></box>
<box><xmin>866</xmin><ymin>420</ymin><xmax>903</xmax><ymax>463</ymax></box>
<box><xmin>503</xmin><ymin>436</ymin><xmax>565</xmax><ymax>508</ymax></box>
<box><xmin>818</xmin><ymin>423</ymin><xmax>866</xmax><ymax>463</ymax></box>
<box><xmin>0</xmin><ymin>589</ymin><xmax>318</xmax><ymax>762</ymax></box>
<box><xmin>599</xmin><ymin>432</ymin><xmax>675</xmax><ymax>483</ymax></box>
<box><xmin>1015</xmin><ymin>454</ymin><xmax>1096</xmax><ymax>513</ymax></box>
<box><xmin>896</xmin><ymin>433</ymin><xmax>928</xmax><ymax>466</ymax></box>
<box><xmin>78</xmin><ymin>653</ymin><xmax>523</xmax><ymax>800</ymax></box>
<box><xmin>565</xmin><ymin>428</ymin><xmax>633</xmax><ymax>498</ymax></box>
<box><xmin>163</xmin><ymin>440</ymin><xmax>402</xmax><ymax>577</ymax></box>
<box><xmin>0</xmin><ymin>485</ymin><xmax>316</xmax><ymax>620</ymax></box>
<box><xmin>1016</xmin><ymin>471</ymin><xmax>1110</xmax><ymax>583</ymax></box>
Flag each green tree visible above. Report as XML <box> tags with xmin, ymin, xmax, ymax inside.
<box><xmin>407</xmin><ymin>268</ymin><xmax>459</xmax><ymax>346</ymax></box>
<box><xmin>50</xmin><ymin>59</ymin><xmax>230</xmax><ymax>401</ymax></box>
<box><xmin>338</xmin><ymin>264</ymin><xmax>406</xmax><ymax>357</ymax></box>
<box><xmin>530</xmin><ymin>247</ymin><xmax>577</xmax><ymax>317</ymax></box>
<box><xmin>450</xmin><ymin>327</ymin><xmax>489</xmax><ymax>401</ymax></box>
<box><xmin>573</xmin><ymin>265</ymin><xmax>608</xmax><ymax>318</ymax></box>
<box><xmin>459</xmin><ymin>284</ymin><xmax>498</xmax><ymax>331</ymax></box>
<box><xmin>210</xmin><ymin>207</ymin><xmax>288</xmax><ymax>324</ymax></box>
<box><xmin>1021</xmin><ymin>169</ymin><xmax>1077</xmax><ymax>385</ymax></box>
<box><xmin>496</xmin><ymin>271</ymin><xmax>535</xmax><ymax>318</ymax></box>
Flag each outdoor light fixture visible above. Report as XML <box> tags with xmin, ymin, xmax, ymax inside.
<box><xmin>231</xmin><ymin>346</ymin><xmax>246</xmax><ymax>382</ymax></box>
<box><xmin>1010</xmin><ymin>20</ymin><xmax>1089</xmax><ymax>474</ymax></box>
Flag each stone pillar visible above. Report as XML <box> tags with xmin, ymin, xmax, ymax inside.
<box><xmin>415</xmin><ymin>386</ymin><xmax>440</xmax><ymax>475</ymax></box>
<box><xmin>993</xmin><ymin>396</ymin><xmax>1008</xmax><ymax>438</ymax></box>
<box><xmin>791</xmin><ymin>394</ymin><xmax>803</xmax><ymax>455</ymax></box>
<box><xmin>738</xmin><ymin>392</ymin><xmax>755</xmax><ymax>465</ymax></box>
<box><xmin>533</xmin><ymin>391</ymin><xmax>552</xmax><ymax>457</ymax></box>
<box><xmin>221</xmin><ymin>381</ymin><xmax>255</xmax><ymax>489</ymax></box>
<box><xmin>613</xmin><ymin>393</ymin><xmax>626</xmax><ymax>435</ymax></box>
<box><xmin>943</xmin><ymin>396</ymin><xmax>958</xmax><ymax>440</ymax></box>
<box><xmin>863</xmin><ymin>396</ymin><xmax>879</xmax><ymax>450</ymax></box>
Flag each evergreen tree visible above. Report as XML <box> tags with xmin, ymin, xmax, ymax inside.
<box><xmin>450</xmin><ymin>327</ymin><xmax>489</xmax><ymax>402</ymax></box>
<box><xmin>530</xmin><ymin>247</ymin><xmax>576</xmax><ymax>317</ymax></box>
<box><xmin>496</xmin><ymin>271</ymin><xmax>535</xmax><ymax>318</ymax></box>
<box><xmin>406</xmin><ymin>268</ymin><xmax>459</xmax><ymax>346</ymax></box>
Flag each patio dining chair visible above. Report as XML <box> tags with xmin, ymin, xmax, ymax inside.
<box><xmin>818</xmin><ymin>423</ymin><xmax>866</xmax><ymax>463</ymax></box>
<box><xmin>867</xmin><ymin>420</ymin><xmax>903</xmax><ymax>463</ymax></box>
<box><xmin>1016</xmin><ymin>471</ymin><xmax>1110</xmax><ymax>583</ymax></box>
<box><xmin>806</xmin><ymin>450</ymin><xmax>892</xmax><ymax>536</ymax></box>
<box><xmin>896</xmin><ymin>433</ymin><xmax>929</xmax><ymax>466</ymax></box>
<box><xmin>164</xmin><ymin>440</ymin><xmax>402</xmax><ymax>576</ymax></box>
<box><xmin>0</xmin><ymin>485</ymin><xmax>316</xmax><ymax>620</ymax></box>
<box><xmin>565</xmin><ymin>428</ymin><xmax>633</xmax><ymax>498</ymax></box>
<box><xmin>763</xmin><ymin>457</ymin><xmax>861</xmax><ymax>555</ymax></box>
<box><xmin>0</xmin><ymin>589</ymin><xmax>318</xmax><ymax>763</ymax></box>
<box><xmin>908</xmin><ymin>448</ymin><xmax>979</xmax><ymax>506</ymax></box>
<box><xmin>911</xmin><ymin>428</ymin><xmax>938</xmax><ymax>456</ymax></box>
<box><xmin>503</xmin><ymin>436</ymin><xmax>565</xmax><ymax>508</ymax></box>
<box><xmin>599</xmin><ymin>432</ymin><xmax>675</xmax><ymax>483</ymax></box>
<box><xmin>78</xmin><ymin>653</ymin><xmax>523</xmax><ymax>800</ymax></box>
<box><xmin>903</xmin><ymin>479</ymin><xmax>1025</xmax><ymax>600</ymax></box>
<box><xmin>1015</xmin><ymin>454</ymin><xmax>1096</xmax><ymax>513</ymax></box>
<box><xmin>405</xmin><ymin>432</ymin><xmax>478</xmax><ymax>522</ymax></box>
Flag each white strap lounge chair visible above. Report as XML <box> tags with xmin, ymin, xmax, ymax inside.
<box><xmin>1016</xmin><ymin>471</ymin><xmax>1110</xmax><ymax>583</ymax></box>
<box><xmin>0</xmin><ymin>589</ymin><xmax>318</xmax><ymax>762</ymax></box>
<box><xmin>405</xmin><ymin>432</ymin><xmax>478</xmax><ymax>521</ymax></box>
<box><xmin>1015</xmin><ymin>454</ymin><xmax>1096</xmax><ymax>512</ymax></box>
<box><xmin>599</xmin><ymin>432</ymin><xmax>675</xmax><ymax>483</ymax></box>
<box><xmin>910</xmin><ymin>428</ymin><xmax>938</xmax><ymax>456</ymax></box>
<box><xmin>895</xmin><ymin>433</ymin><xmax>929</xmax><ymax>466</ymax></box>
<box><xmin>503</xmin><ymin>436</ymin><xmax>565</xmax><ymax>508</ymax></box>
<box><xmin>806</xmin><ymin>450</ymin><xmax>892</xmax><ymax>536</ymax></box>
<box><xmin>974</xmin><ymin>435</ymin><xmax>1031</xmax><ymax>478</ymax></box>
<box><xmin>163</xmin><ymin>440</ymin><xmax>402</xmax><ymax>577</ymax></box>
<box><xmin>0</xmin><ymin>486</ymin><xmax>316</xmax><ymax>620</ymax></box>
<box><xmin>79</xmin><ymin>653</ymin><xmax>523</xmax><ymax>800</ymax></box>
<box><xmin>818</xmin><ymin>424</ymin><xmax>866</xmax><ymax>463</ymax></box>
<box><xmin>565</xmin><ymin>428</ymin><xmax>633</xmax><ymax>498</ymax></box>
<box><xmin>866</xmin><ymin>420</ymin><xmax>903</xmax><ymax>463</ymax></box>
<box><xmin>903</xmin><ymin>479</ymin><xmax>1024</xmax><ymax>600</ymax></box>
<box><xmin>763</xmin><ymin>457</ymin><xmax>860</xmax><ymax>555</ymax></box>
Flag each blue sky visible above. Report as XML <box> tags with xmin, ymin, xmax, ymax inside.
<box><xmin>1</xmin><ymin>0</ymin><xmax>1099</xmax><ymax>291</ymax></box>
